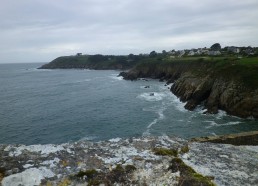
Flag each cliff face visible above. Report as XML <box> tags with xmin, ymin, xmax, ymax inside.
<box><xmin>120</xmin><ymin>60</ymin><xmax>258</xmax><ymax>118</ymax></box>
<box><xmin>171</xmin><ymin>73</ymin><xmax>258</xmax><ymax>118</ymax></box>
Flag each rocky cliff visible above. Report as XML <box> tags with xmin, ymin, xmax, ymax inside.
<box><xmin>120</xmin><ymin>59</ymin><xmax>258</xmax><ymax>118</ymax></box>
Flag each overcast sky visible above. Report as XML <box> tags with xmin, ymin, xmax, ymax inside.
<box><xmin>1</xmin><ymin>0</ymin><xmax>258</xmax><ymax>63</ymax></box>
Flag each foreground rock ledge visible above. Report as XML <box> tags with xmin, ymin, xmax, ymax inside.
<box><xmin>192</xmin><ymin>131</ymin><xmax>258</xmax><ymax>145</ymax></box>
<box><xmin>0</xmin><ymin>136</ymin><xmax>257</xmax><ymax>186</ymax></box>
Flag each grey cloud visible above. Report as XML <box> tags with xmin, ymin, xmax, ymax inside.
<box><xmin>0</xmin><ymin>0</ymin><xmax>258</xmax><ymax>63</ymax></box>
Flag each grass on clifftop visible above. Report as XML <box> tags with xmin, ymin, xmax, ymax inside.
<box><xmin>133</xmin><ymin>56</ymin><xmax>258</xmax><ymax>89</ymax></box>
<box><xmin>42</xmin><ymin>54</ymin><xmax>258</xmax><ymax>89</ymax></box>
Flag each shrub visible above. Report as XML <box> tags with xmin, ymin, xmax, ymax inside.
<box><xmin>153</xmin><ymin>147</ymin><xmax>178</xmax><ymax>157</ymax></box>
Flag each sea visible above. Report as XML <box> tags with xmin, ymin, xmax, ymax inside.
<box><xmin>1</xmin><ymin>63</ymin><xmax>258</xmax><ymax>145</ymax></box>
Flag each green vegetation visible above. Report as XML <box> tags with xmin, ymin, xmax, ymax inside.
<box><xmin>128</xmin><ymin>56</ymin><xmax>258</xmax><ymax>89</ymax></box>
<box><xmin>39</xmin><ymin>54</ymin><xmax>147</xmax><ymax>70</ymax></box>
<box><xmin>153</xmin><ymin>147</ymin><xmax>178</xmax><ymax>157</ymax></box>
<box><xmin>39</xmin><ymin>49</ymin><xmax>258</xmax><ymax>90</ymax></box>
<box><xmin>237</xmin><ymin>57</ymin><xmax>258</xmax><ymax>65</ymax></box>
<box><xmin>169</xmin><ymin>158</ymin><xmax>216</xmax><ymax>186</ymax></box>
<box><xmin>180</xmin><ymin>144</ymin><xmax>190</xmax><ymax>154</ymax></box>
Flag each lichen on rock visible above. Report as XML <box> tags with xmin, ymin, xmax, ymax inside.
<box><xmin>0</xmin><ymin>135</ymin><xmax>257</xmax><ymax>185</ymax></box>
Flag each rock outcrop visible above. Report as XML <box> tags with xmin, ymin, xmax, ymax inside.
<box><xmin>191</xmin><ymin>131</ymin><xmax>258</xmax><ymax>145</ymax></box>
<box><xmin>120</xmin><ymin>60</ymin><xmax>258</xmax><ymax>118</ymax></box>
<box><xmin>0</xmin><ymin>137</ymin><xmax>187</xmax><ymax>186</ymax></box>
<box><xmin>1</xmin><ymin>136</ymin><xmax>258</xmax><ymax>186</ymax></box>
<box><xmin>170</xmin><ymin>73</ymin><xmax>258</xmax><ymax>118</ymax></box>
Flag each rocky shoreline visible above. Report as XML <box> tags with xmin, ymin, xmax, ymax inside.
<box><xmin>1</xmin><ymin>133</ymin><xmax>258</xmax><ymax>186</ymax></box>
<box><xmin>39</xmin><ymin>54</ymin><xmax>258</xmax><ymax>119</ymax></box>
<box><xmin>119</xmin><ymin>60</ymin><xmax>258</xmax><ymax>119</ymax></box>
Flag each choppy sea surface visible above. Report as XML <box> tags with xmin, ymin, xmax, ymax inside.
<box><xmin>1</xmin><ymin>63</ymin><xmax>258</xmax><ymax>145</ymax></box>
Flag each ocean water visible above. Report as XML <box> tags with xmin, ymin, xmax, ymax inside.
<box><xmin>1</xmin><ymin>63</ymin><xmax>258</xmax><ymax>145</ymax></box>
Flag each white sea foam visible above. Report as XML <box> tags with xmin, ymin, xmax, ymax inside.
<box><xmin>110</xmin><ymin>74</ymin><xmax>123</xmax><ymax>81</ymax></box>
<box><xmin>109</xmin><ymin>138</ymin><xmax>122</xmax><ymax>142</ymax></box>
<box><xmin>158</xmin><ymin>83</ymin><xmax>186</xmax><ymax>112</ymax></box>
<box><xmin>204</xmin><ymin>121</ymin><xmax>218</xmax><ymax>129</ymax></box>
<box><xmin>171</xmin><ymin>95</ymin><xmax>186</xmax><ymax>112</ymax></box>
<box><xmin>205</xmin><ymin>120</ymin><xmax>242</xmax><ymax>129</ymax></box>
<box><xmin>210</xmin><ymin>132</ymin><xmax>217</xmax><ymax>136</ymax></box>
<box><xmin>195</xmin><ymin>106</ymin><xmax>207</xmax><ymax>114</ymax></box>
<box><xmin>137</xmin><ymin>92</ymin><xmax>166</xmax><ymax>102</ymax></box>
<box><xmin>224</xmin><ymin>121</ymin><xmax>242</xmax><ymax>126</ymax></box>
<box><xmin>141</xmin><ymin>83</ymin><xmax>186</xmax><ymax>136</ymax></box>
<box><xmin>79</xmin><ymin>136</ymin><xmax>97</xmax><ymax>142</ymax></box>
<box><xmin>143</xmin><ymin>105</ymin><xmax>167</xmax><ymax>136</ymax></box>
<box><xmin>216</xmin><ymin>110</ymin><xmax>228</xmax><ymax>119</ymax></box>
<box><xmin>75</xmin><ymin>79</ymin><xmax>91</xmax><ymax>83</ymax></box>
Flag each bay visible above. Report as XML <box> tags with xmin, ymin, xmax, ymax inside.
<box><xmin>0</xmin><ymin>63</ymin><xmax>258</xmax><ymax>145</ymax></box>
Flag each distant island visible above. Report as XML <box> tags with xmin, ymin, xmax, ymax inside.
<box><xmin>39</xmin><ymin>43</ymin><xmax>258</xmax><ymax>119</ymax></box>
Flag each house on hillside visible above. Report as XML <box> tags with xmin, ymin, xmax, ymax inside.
<box><xmin>201</xmin><ymin>49</ymin><xmax>209</xmax><ymax>55</ymax></box>
<box><xmin>208</xmin><ymin>51</ymin><xmax>221</xmax><ymax>56</ymax></box>
<box><xmin>76</xmin><ymin>53</ymin><xmax>82</xmax><ymax>56</ymax></box>
<box><xmin>188</xmin><ymin>50</ymin><xmax>195</xmax><ymax>56</ymax></box>
<box><xmin>168</xmin><ymin>50</ymin><xmax>176</xmax><ymax>55</ymax></box>
<box><xmin>243</xmin><ymin>48</ymin><xmax>255</xmax><ymax>55</ymax></box>
<box><xmin>227</xmin><ymin>47</ymin><xmax>240</xmax><ymax>53</ymax></box>
<box><xmin>195</xmin><ymin>49</ymin><xmax>203</xmax><ymax>55</ymax></box>
<box><xmin>178</xmin><ymin>50</ymin><xmax>185</xmax><ymax>57</ymax></box>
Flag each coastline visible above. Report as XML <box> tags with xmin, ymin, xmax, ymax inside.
<box><xmin>38</xmin><ymin>55</ymin><xmax>258</xmax><ymax>119</ymax></box>
<box><xmin>1</xmin><ymin>58</ymin><xmax>256</xmax><ymax>185</ymax></box>
<box><xmin>119</xmin><ymin>60</ymin><xmax>258</xmax><ymax>119</ymax></box>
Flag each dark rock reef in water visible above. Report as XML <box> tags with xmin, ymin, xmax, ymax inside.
<box><xmin>120</xmin><ymin>59</ymin><xmax>258</xmax><ymax>118</ymax></box>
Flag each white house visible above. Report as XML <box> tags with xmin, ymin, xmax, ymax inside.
<box><xmin>228</xmin><ymin>47</ymin><xmax>240</xmax><ymax>53</ymax></box>
<box><xmin>188</xmin><ymin>51</ymin><xmax>195</xmax><ymax>56</ymax></box>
